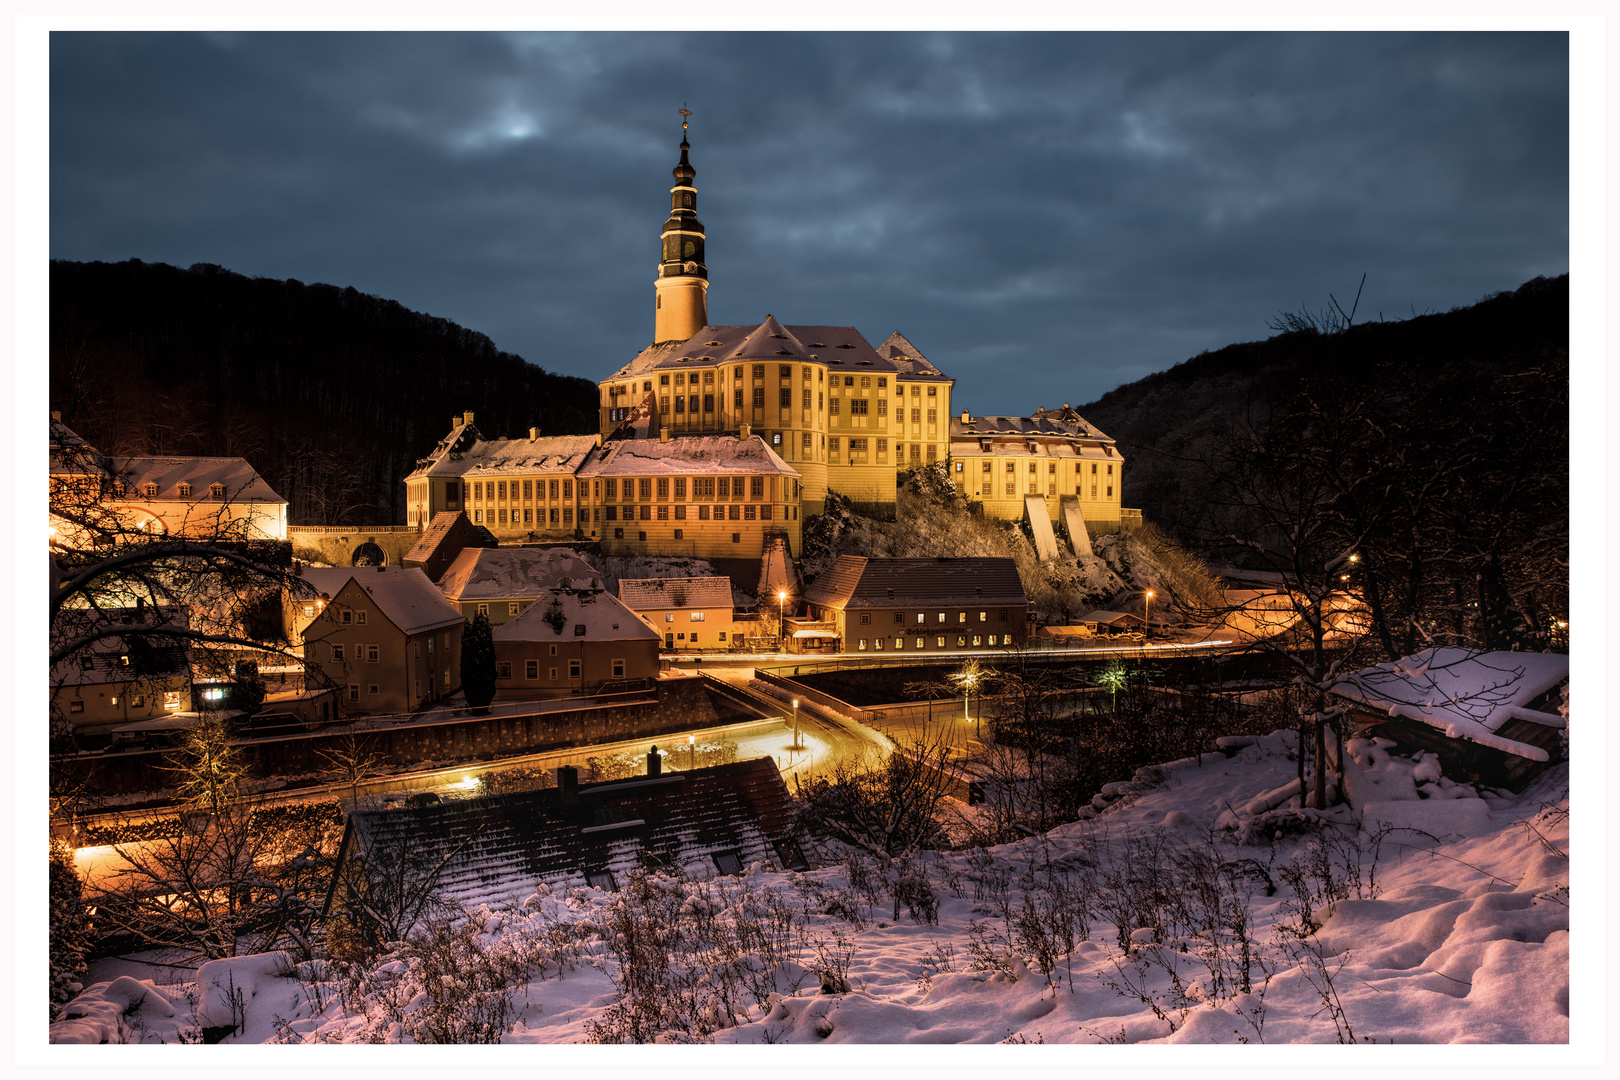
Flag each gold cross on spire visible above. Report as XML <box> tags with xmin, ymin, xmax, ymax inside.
<box><xmin>680</xmin><ymin>105</ymin><xmax>691</xmax><ymax>134</ymax></box>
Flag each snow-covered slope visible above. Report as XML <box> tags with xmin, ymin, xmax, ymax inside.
<box><xmin>56</xmin><ymin>733</ymin><xmax>1568</xmax><ymax>1045</ymax></box>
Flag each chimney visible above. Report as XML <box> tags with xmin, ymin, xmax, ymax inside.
<box><xmin>529</xmin><ymin>427</ymin><xmax>539</xmax><ymax>441</ymax></box>
<box><xmin>556</xmin><ymin>765</ymin><xmax>579</xmax><ymax>803</ymax></box>
<box><xmin>660</xmin><ymin>426</ymin><xmax>670</xmax><ymax>442</ymax></box>
<box><xmin>51</xmin><ymin>411</ymin><xmax>61</xmax><ymax>422</ymax></box>
<box><xmin>647</xmin><ymin>745</ymin><xmax>662</xmax><ymax>778</ymax></box>
<box><xmin>739</xmin><ymin>424</ymin><xmax>751</xmax><ymax>440</ymax></box>
<box><xmin>463</xmin><ymin>411</ymin><xmax>475</xmax><ymax>426</ymax></box>
<box><xmin>960</xmin><ymin>409</ymin><xmax>970</xmax><ymax>423</ymax></box>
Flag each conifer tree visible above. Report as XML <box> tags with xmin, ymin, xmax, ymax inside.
<box><xmin>460</xmin><ymin>613</ymin><xmax>497</xmax><ymax>709</ymax></box>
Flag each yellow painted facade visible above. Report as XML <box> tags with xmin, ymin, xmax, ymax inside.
<box><xmin>951</xmin><ymin>410</ymin><xmax>1127</xmax><ymax>533</ymax></box>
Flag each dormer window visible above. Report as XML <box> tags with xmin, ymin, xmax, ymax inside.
<box><xmin>143</xmin><ymin>482</ymin><xmax>158</xmax><ymax>497</ymax></box>
<box><xmin>210</xmin><ymin>483</ymin><xmax>226</xmax><ymax>499</ymax></box>
<box><xmin>177</xmin><ymin>483</ymin><xmax>192</xmax><ymax>498</ymax></box>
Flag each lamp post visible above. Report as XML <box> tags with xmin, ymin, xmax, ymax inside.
<box><xmin>777</xmin><ymin>589</ymin><xmax>788</xmax><ymax>652</ymax></box>
<box><xmin>688</xmin><ymin>734</ymin><xmax>695</xmax><ymax>771</ymax></box>
<box><xmin>1144</xmin><ymin>590</ymin><xmax>1154</xmax><ymax>632</ymax></box>
<box><xmin>791</xmin><ymin>698</ymin><xmax>801</xmax><ymax>751</ymax></box>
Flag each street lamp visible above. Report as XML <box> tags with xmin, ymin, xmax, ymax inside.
<box><xmin>1144</xmin><ymin>590</ymin><xmax>1154</xmax><ymax>629</ymax></box>
<box><xmin>778</xmin><ymin>589</ymin><xmax>788</xmax><ymax>651</ymax></box>
<box><xmin>688</xmin><ymin>734</ymin><xmax>696</xmax><ymax>771</ymax></box>
<box><xmin>791</xmin><ymin>698</ymin><xmax>801</xmax><ymax>751</ymax></box>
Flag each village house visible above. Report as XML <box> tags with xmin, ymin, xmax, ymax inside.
<box><xmin>801</xmin><ymin>555</ymin><xmax>1032</xmax><ymax>654</ymax></box>
<box><xmin>1330</xmin><ymin>647</ymin><xmax>1569</xmax><ymax>792</ymax></box>
<box><xmin>617</xmin><ymin>575</ymin><xmax>738</xmax><ymax>651</ymax></box>
<box><xmin>402</xmin><ymin>510</ymin><xmax>496</xmax><ymax>582</ymax></box>
<box><xmin>437</xmin><ymin>546</ymin><xmax>603</xmax><ymax>627</ymax></box>
<box><xmin>49</xmin><ymin>413</ymin><xmax>289</xmax><ymax>542</ymax></box>
<box><xmin>323</xmin><ymin>755</ymin><xmax>804</xmax><ymax>945</ymax></box>
<box><xmin>49</xmin><ymin>606</ymin><xmax>193</xmax><ymax>735</ymax></box>
<box><xmin>291</xmin><ymin>566</ymin><xmax>465</xmax><ymax>715</ymax></box>
<box><xmin>490</xmin><ymin>580</ymin><xmax>661</xmax><ymax>700</ymax></box>
<box><xmin>949</xmin><ymin>405</ymin><xmax>1132</xmax><ymax>537</ymax></box>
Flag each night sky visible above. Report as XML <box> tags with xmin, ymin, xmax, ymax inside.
<box><xmin>48</xmin><ymin>31</ymin><xmax>1569</xmax><ymax>416</ymax></box>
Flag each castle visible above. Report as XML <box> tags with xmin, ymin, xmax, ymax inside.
<box><xmin>405</xmin><ymin>117</ymin><xmax>1126</xmax><ymax>559</ymax></box>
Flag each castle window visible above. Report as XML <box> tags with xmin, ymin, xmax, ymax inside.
<box><xmin>753</xmin><ymin>387</ymin><xmax>765</xmax><ymax>407</ymax></box>
<box><xmin>751</xmin><ymin>476</ymin><xmax>765</xmax><ymax>497</ymax></box>
<box><xmin>803</xmin><ymin>366</ymin><xmax>812</xmax><ymax>379</ymax></box>
<box><xmin>753</xmin><ymin>365</ymin><xmax>765</xmax><ymax>377</ymax></box>
<box><xmin>780</xmin><ymin>388</ymin><xmax>792</xmax><ymax>407</ymax></box>
<box><xmin>704</xmin><ymin>394</ymin><xmax>714</xmax><ymax>411</ymax></box>
<box><xmin>803</xmin><ymin>432</ymin><xmax>813</xmax><ymax>449</ymax></box>
<box><xmin>829</xmin><ymin>437</ymin><xmax>840</xmax><ymax>453</ymax></box>
<box><xmin>604</xmin><ymin>478</ymin><xmax>617</xmax><ymax>499</ymax></box>
<box><xmin>780</xmin><ymin>365</ymin><xmax>792</xmax><ymax>377</ymax></box>
<box><xmin>1029</xmin><ymin>462</ymin><xmax>1037</xmax><ymax>474</ymax></box>
<box><xmin>911</xmin><ymin>408</ymin><xmax>920</xmax><ymax>422</ymax></box>
<box><xmin>735</xmin><ymin>389</ymin><xmax>744</xmax><ymax>408</ymax></box>
<box><xmin>210</xmin><ymin>483</ymin><xmax>225</xmax><ymax>499</ymax></box>
<box><xmin>844</xmin><ymin>376</ymin><xmax>854</xmax><ymax>386</ymax></box>
<box><xmin>660</xmin><ymin>374</ymin><xmax>670</xmax><ymax>385</ymax></box>
<box><xmin>178</xmin><ymin>483</ymin><xmax>192</xmax><ymax>498</ymax></box>
<box><xmin>656</xmin><ymin>478</ymin><xmax>668</xmax><ymax>499</ymax></box>
<box><xmin>675</xmin><ymin>505</ymin><xmax>686</xmax><ymax>519</ymax></box>
<box><xmin>851</xmin><ymin>399</ymin><xmax>868</xmax><ymax>414</ymax></box>
<box><xmin>928</xmin><ymin>387</ymin><xmax>937</xmax><ymax>396</ymax></box>
<box><xmin>877</xmin><ymin>399</ymin><xmax>887</xmax><ymax>415</ymax></box>
<box><xmin>639</xmin><ymin>479</ymin><xmax>652</xmax><ymax>499</ymax></box>
<box><xmin>675</xmin><ymin>372</ymin><xmax>685</xmax><ymax>385</ymax></box>
<box><xmin>657</xmin><ymin>506</ymin><xmax>669</xmax><ymax>520</ymax></box>
<box><xmin>640</xmin><ymin>505</ymin><xmax>652</xmax><ymax>520</ymax></box>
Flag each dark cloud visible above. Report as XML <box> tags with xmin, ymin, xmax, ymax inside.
<box><xmin>49</xmin><ymin>31</ymin><xmax>1567</xmax><ymax>415</ymax></box>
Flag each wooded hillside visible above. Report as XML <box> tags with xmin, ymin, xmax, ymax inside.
<box><xmin>49</xmin><ymin>259</ymin><xmax>600</xmax><ymax>527</ymax></box>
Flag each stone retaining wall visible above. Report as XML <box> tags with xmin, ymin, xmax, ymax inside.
<box><xmin>53</xmin><ymin>677</ymin><xmax>757</xmax><ymax>799</ymax></box>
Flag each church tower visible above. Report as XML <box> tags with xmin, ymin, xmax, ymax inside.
<box><xmin>653</xmin><ymin>111</ymin><xmax>708</xmax><ymax>344</ymax></box>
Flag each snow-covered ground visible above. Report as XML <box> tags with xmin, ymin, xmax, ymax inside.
<box><xmin>53</xmin><ymin>731</ymin><xmax>1570</xmax><ymax>1048</ymax></box>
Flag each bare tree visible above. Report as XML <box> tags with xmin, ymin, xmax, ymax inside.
<box><xmin>794</xmin><ymin>733</ymin><xmax>959</xmax><ymax>860</ymax></box>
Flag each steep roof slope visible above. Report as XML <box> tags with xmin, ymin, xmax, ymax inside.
<box><xmin>302</xmin><ymin>567</ymin><xmax>464</xmax><ymax>635</ymax></box>
<box><xmin>440</xmin><ymin>547</ymin><xmax>603</xmax><ymax>601</ymax></box>
<box><xmin>618</xmin><ymin>576</ymin><xmax>735</xmax><ymax>611</ymax></box>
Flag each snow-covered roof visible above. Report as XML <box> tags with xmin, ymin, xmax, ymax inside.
<box><xmin>492</xmin><ymin>586</ymin><xmax>660</xmax><ymax>644</ymax></box>
<box><xmin>950</xmin><ymin>413</ymin><xmax>1117</xmax><ymax>446</ymax></box>
<box><xmin>617</xmin><ymin>576</ymin><xmax>735</xmax><ymax>612</ymax></box>
<box><xmin>1082</xmin><ymin>610</ymin><xmax>1144</xmax><ymax>626</ymax></box>
<box><xmin>300</xmin><ymin>567</ymin><xmax>465</xmax><ymax>635</ymax></box>
<box><xmin>406</xmin><ymin>432</ymin><xmax>600</xmax><ymax>482</ymax></box>
<box><xmin>108</xmin><ymin>456</ymin><xmax>285</xmax><ymax>504</ymax></box>
<box><xmin>332</xmin><ymin>758</ymin><xmax>798</xmax><ymax>912</ymax></box>
<box><xmin>439</xmin><ymin>547</ymin><xmax>603</xmax><ymax>602</ymax></box>
<box><xmin>805</xmin><ymin>556</ymin><xmax>1028</xmax><ymax>610</ymax></box>
<box><xmin>50</xmin><ymin>606</ymin><xmax>191</xmax><ymax>686</ymax></box>
<box><xmin>1331</xmin><ymin>647</ymin><xmax>1569</xmax><ymax>757</ymax></box>
<box><xmin>578</xmin><ymin>435</ymin><xmax>800</xmax><ymax>478</ymax></box>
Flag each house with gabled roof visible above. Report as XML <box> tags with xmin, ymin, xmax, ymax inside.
<box><xmin>803</xmin><ymin>555</ymin><xmax>1031</xmax><ymax>655</ymax></box>
<box><xmin>49</xmin><ymin>605</ymin><xmax>193</xmax><ymax>736</ymax></box>
<box><xmin>403</xmin><ymin>510</ymin><xmax>496</xmax><ymax>583</ymax></box>
<box><xmin>49</xmin><ymin>412</ymin><xmax>289</xmax><ymax>543</ymax></box>
<box><xmin>437</xmin><ymin>546</ymin><xmax>603</xmax><ymax>627</ymax></box>
<box><xmin>1330</xmin><ymin>647</ymin><xmax>1569</xmax><ymax>791</ymax></box>
<box><xmin>290</xmin><ymin>566</ymin><xmax>465</xmax><ymax>715</ymax></box>
<box><xmin>491</xmin><ymin>579</ymin><xmax>661</xmax><ymax>699</ymax></box>
<box><xmin>322</xmin><ymin>754</ymin><xmax>806</xmax><ymax>943</ymax></box>
<box><xmin>618</xmin><ymin>575</ymin><xmax>738</xmax><ymax>651</ymax></box>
